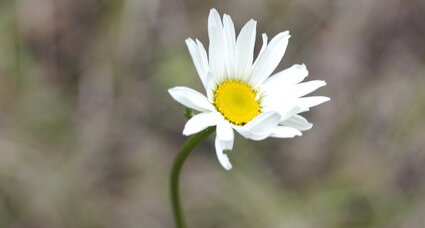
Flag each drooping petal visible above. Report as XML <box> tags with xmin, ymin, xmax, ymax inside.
<box><xmin>235</xmin><ymin>112</ymin><xmax>281</xmax><ymax>141</ymax></box>
<box><xmin>270</xmin><ymin>126</ymin><xmax>302</xmax><ymax>138</ymax></box>
<box><xmin>235</xmin><ymin>19</ymin><xmax>257</xmax><ymax>79</ymax></box>
<box><xmin>168</xmin><ymin>87</ymin><xmax>215</xmax><ymax>112</ymax></box>
<box><xmin>185</xmin><ymin>38</ymin><xmax>209</xmax><ymax>90</ymax></box>
<box><xmin>291</xmin><ymin>80</ymin><xmax>327</xmax><ymax>98</ymax></box>
<box><xmin>250</xmin><ymin>31</ymin><xmax>291</xmax><ymax>87</ymax></box>
<box><xmin>297</xmin><ymin>96</ymin><xmax>330</xmax><ymax>111</ymax></box>
<box><xmin>215</xmin><ymin>119</ymin><xmax>234</xmax><ymax>170</ymax></box>
<box><xmin>216</xmin><ymin>118</ymin><xmax>234</xmax><ymax>143</ymax></box>
<box><xmin>183</xmin><ymin>112</ymin><xmax>220</xmax><ymax>136</ymax></box>
<box><xmin>261</xmin><ymin>64</ymin><xmax>309</xmax><ymax>92</ymax></box>
<box><xmin>280</xmin><ymin>114</ymin><xmax>313</xmax><ymax>131</ymax></box>
<box><xmin>215</xmin><ymin>136</ymin><xmax>233</xmax><ymax>170</ymax></box>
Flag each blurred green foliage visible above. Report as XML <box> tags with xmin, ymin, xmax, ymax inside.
<box><xmin>0</xmin><ymin>0</ymin><xmax>425</xmax><ymax>227</ymax></box>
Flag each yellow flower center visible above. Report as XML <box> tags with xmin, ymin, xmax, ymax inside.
<box><xmin>213</xmin><ymin>80</ymin><xmax>261</xmax><ymax>126</ymax></box>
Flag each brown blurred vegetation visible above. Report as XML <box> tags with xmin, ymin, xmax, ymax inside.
<box><xmin>0</xmin><ymin>0</ymin><xmax>425</xmax><ymax>227</ymax></box>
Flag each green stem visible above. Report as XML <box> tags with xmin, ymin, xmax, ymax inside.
<box><xmin>170</xmin><ymin>127</ymin><xmax>215</xmax><ymax>228</ymax></box>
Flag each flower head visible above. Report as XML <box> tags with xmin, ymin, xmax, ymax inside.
<box><xmin>169</xmin><ymin>9</ymin><xmax>329</xmax><ymax>170</ymax></box>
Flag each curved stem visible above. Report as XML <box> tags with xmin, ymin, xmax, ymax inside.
<box><xmin>170</xmin><ymin>127</ymin><xmax>215</xmax><ymax>228</ymax></box>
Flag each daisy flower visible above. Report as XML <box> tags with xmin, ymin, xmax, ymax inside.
<box><xmin>169</xmin><ymin>9</ymin><xmax>329</xmax><ymax>170</ymax></box>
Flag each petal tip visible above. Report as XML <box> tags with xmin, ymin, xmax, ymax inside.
<box><xmin>293</xmin><ymin>128</ymin><xmax>303</xmax><ymax>136</ymax></box>
<box><xmin>248</xmin><ymin>19</ymin><xmax>257</xmax><ymax>25</ymax></box>
<box><xmin>209</xmin><ymin>8</ymin><xmax>221</xmax><ymax>20</ymax></box>
<box><xmin>280</xmin><ymin>30</ymin><xmax>291</xmax><ymax>38</ymax></box>
<box><xmin>223</xmin><ymin>164</ymin><xmax>233</xmax><ymax>171</ymax></box>
<box><xmin>168</xmin><ymin>87</ymin><xmax>177</xmax><ymax>95</ymax></box>
<box><xmin>182</xmin><ymin>128</ymin><xmax>191</xmax><ymax>136</ymax></box>
<box><xmin>215</xmin><ymin>136</ymin><xmax>234</xmax><ymax>171</ymax></box>
<box><xmin>298</xmin><ymin>63</ymin><xmax>308</xmax><ymax>71</ymax></box>
<box><xmin>217</xmin><ymin>151</ymin><xmax>233</xmax><ymax>171</ymax></box>
<box><xmin>209</xmin><ymin>8</ymin><xmax>218</xmax><ymax>14</ymax></box>
<box><xmin>305</xmin><ymin>123</ymin><xmax>313</xmax><ymax>131</ymax></box>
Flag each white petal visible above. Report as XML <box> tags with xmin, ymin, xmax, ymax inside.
<box><xmin>195</xmin><ymin>39</ymin><xmax>210</xmax><ymax>77</ymax></box>
<box><xmin>292</xmin><ymin>80</ymin><xmax>326</xmax><ymax>98</ymax></box>
<box><xmin>235</xmin><ymin>112</ymin><xmax>281</xmax><ymax>141</ymax></box>
<box><xmin>195</xmin><ymin>39</ymin><xmax>214</xmax><ymax>100</ymax></box>
<box><xmin>223</xmin><ymin>15</ymin><xmax>235</xmax><ymax>44</ymax></box>
<box><xmin>297</xmin><ymin>96</ymin><xmax>330</xmax><ymax>112</ymax></box>
<box><xmin>168</xmin><ymin>87</ymin><xmax>215</xmax><ymax>112</ymax></box>
<box><xmin>223</xmin><ymin>14</ymin><xmax>236</xmax><ymax>77</ymax></box>
<box><xmin>206</xmin><ymin>71</ymin><xmax>216</xmax><ymax>102</ymax></box>
<box><xmin>208</xmin><ymin>8</ymin><xmax>222</xmax><ymax>28</ymax></box>
<box><xmin>280</xmin><ymin>114</ymin><xmax>313</xmax><ymax>131</ymax></box>
<box><xmin>208</xmin><ymin>10</ymin><xmax>226</xmax><ymax>82</ymax></box>
<box><xmin>235</xmin><ymin>19</ymin><xmax>257</xmax><ymax>79</ymax></box>
<box><xmin>216</xmin><ymin>119</ymin><xmax>234</xmax><ymax>142</ymax></box>
<box><xmin>215</xmin><ymin>135</ymin><xmax>233</xmax><ymax>170</ymax></box>
<box><xmin>196</xmin><ymin>39</ymin><xmax>208</xmax><ymax>69</ymax></box>
<box><xmin>261</xmin><ymin>64</ymin><xmax>309</xmax><ymax>92</ymax></box>
<box><xmin>261</xmin><ymin>94</ymin><xmax>299</xmax><ymax>121</ymax></box>
<box><xmin>208</xmin><ymin>26</ymin><xmax>226</xmax><ymax>82</ymax></box>
<box><xmin>256</xmin><ymin>33</ymin><xmax>268</xmax><ymax>60</ymax></box>
<box><xmin>278</xmin><ymin>106</ymin><xmax>301</xmax><ymax>121</ymax></box>
<box><xmin>270</xmin><ymin>126</ymin><xmax>302</xmax><ymax>138</ymax></box>
<box><xmin>185</xmin><ymin>39</ymin><xmax>209</xmax><ymax>90</ymax></box>
<box><xmin>250</xmin><ymin>31</ymin><xmax>290</xmax><ymax>87</ymax></box>
<box><xmin>183</xmin><ymin>112</ymin><xmax>220</xmax><ymax>136</ymax></box>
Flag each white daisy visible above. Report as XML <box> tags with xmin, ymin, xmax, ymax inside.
<box><xmin>169</xmin><ymin>8</ymin><xmax>329</xmax><ymax>170</ymax></box>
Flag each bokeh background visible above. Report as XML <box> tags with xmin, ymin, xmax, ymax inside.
<box><xmin>1</xmin><ymin>0</ymin><xmax>425</xmax><ymax>227</ymax></box>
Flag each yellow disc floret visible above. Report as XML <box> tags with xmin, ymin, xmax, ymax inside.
<box><xmin>213</xmin><ymin>80</ymin><xmax>261</xmax><ymax>126</ymax></box>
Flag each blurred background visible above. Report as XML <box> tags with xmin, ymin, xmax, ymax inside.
<box><xmin>0</xmin><ymin>0</ymin><xmax>425</xmax><ymax>227</ymax></box>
